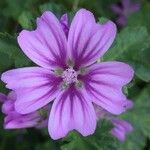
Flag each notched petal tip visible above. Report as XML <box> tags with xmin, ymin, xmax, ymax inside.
<box><xmin>48</xmin><ymin>87</ymin><xmax>96</xmax><ymax>140</ymax></box>
<box><xmin>68</xmin><ymin>9</ymin><xmax>117</xmax><ymax>68</ymax></box>
<box><xmin>17</xmin><ymin>10</ymin><xmax>68</xmax><ymax>69</ymax></box>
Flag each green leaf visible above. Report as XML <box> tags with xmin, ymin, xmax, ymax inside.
<box><xmin>0</xmin><ymin>33</ymin><xmax>20</xmax><ymax>56</ymax></box>
<box><xmin>36</xmin><ymin>141</ymin><xmax>61</xmax><ymax>150</ymax></box>
<box><xmin>2</xmin><ymin>0</ymin><xmax>39</xmax><ymax>19</ymax></box>
<box><xmin>0</xmin><ymin>52</ymin><xmax>13</xmax><ymax>93</ymax></box>
<box><xmin>95</xmin><ymin>0</ymin><xmax>118</xmax><ymax>18</ymax></box>
<box><xmin>39</xmin><ymin>2</ymin><xmax>66</xmax><ymax>18</ymax></box>
<box><xmin>98</xmin><ymin>17</ymin><xmax>109</xmax><ymax>24</ymax></box>
<box><xmin>103</xmin><ymin>26</ymin><xmax>150</xmax><ymax>61</ymax></box>
<box><xmin>132</xmin><ymin>86</ymin><xmax>150</xmax><ymax>138</ymax></box>
<box><xmin>117</xmin><ymin>85</ymin><xmax>150</xmax><ymax>150</ymax></box>
<box><xmin>18</xmin><ymin>11</ymin><xmax>35</xmax><ymax>30</ymax></box>
<box><xmin>0</xmin><ymin>32</ymin><xmax>32</xmax><ymax>68</ymax></box>
<box><xmin>103</xmin><ymin>26</ymin><xmax>150</xmax><ymax>82</ymax></box>
<box><xmin>120</xmin><ymin>43</ymin><xmax>150</xmax><ymax>82</ymax></box>
<box><xmin>0</xmin><ymin>80</ymin><xmax>8</xmax><ymax>94</ymax></box>
<box><xmin>61</xmin><ymin>120</ymin><xmax>117</xmax><ymax>150</ymax></box>
<box><xmin>117</xmin><ymin>128</ymin><xmax>146</xmax><ymax>150</ymax></box>
<box><xmin>0</xmin><ymin>52</ymin><xmax>13</xmax><ymax>72</ymax></box>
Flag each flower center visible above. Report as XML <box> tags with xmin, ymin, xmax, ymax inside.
<box><xmin>62</xmin><ymin>67</ymin><xmax>77</xmax><ymax>84</ymax></box>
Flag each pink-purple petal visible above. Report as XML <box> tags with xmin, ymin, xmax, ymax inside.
<box><xmin>116</xmin><ymin>15</ymin><xmax>127</xmax><ymax>27</ymax></box>
<box><xmin>80</xmin><ymin>61</ymin><xmax>134</xmax><ymax>115</ymax></box>
<box><xmin>125</xmin><ymin>99</ymin><xmax>133</xmax><ymax>109</ymax></box>
<box><xmin>2</xmin><ymin>91</ymin><xmax>47</xmax><ymax>129</ymax></box>
<box><xmin>122</xmin><ymin>0</ymin><xmax>130</xmax><ymax>9</ymax></box>
<box><xmin>2</xmin><ymin>99</ymin><xmax>14</xmax><ymax>114</ymax></box>
<box><xmin>48</xmin><ymin>86</ymin><xmax>96</xmax><ymax>140</ymax></box>
<box><xmin>111</xmin><ymin>4</ymin><xmax>123</xmax><ymax>14</ymax></box>
<box><xmin>0</xmin><ymin>93</ymin><xmax>7</xmax><ymax>102</ymax></box>
<box><xmin>18</xmin><ymin>11</ymin><xmax>68</xmax><ymax>69</ymax></box>
<box><xmin>60</xmin><ymin>14</ymin><xmax>69</xmax><ymax>37</ymax></box>
<box><xmin>111</xmin><ymin>118</ymin><xmax>133</xmax><ymax>141</ymax></box>
<box><xmin>4</xmin><ymin>112</ymin><xmax>40</xmax><ymax>129</ymax></box>
<box><xmin>68</xmin><ymin>9</ymin><xmax>116</xmax><ymax>69</ymax></box>
<box><xmin>1</xmin><ymin>67</ymin><xmax>62</xmax><ymax>114</ymax></box>
<box><xmin>129</xmin><ymin>2</ymin><xmax>141</xmax><ymax>13</ymax></box>
<box><xmin>1</xmin><ymin>67</ymin><xmax>60</xmax><ymax>89</ymax></box>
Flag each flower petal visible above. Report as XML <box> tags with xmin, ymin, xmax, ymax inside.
<box><xmin>68</xmin><ymin>9</ymin><xmax>116</xmax><ymax>69</ymax></box>
<box><xmin>60</xmin><ymin>14</ymin><xmax>69</xmax><ymax>37</ymax></box>
<box><xmin>111</xmin><ymin>126</ymin><xmax>126</xmax><ymax>141</ymax></box>
<box><xmin>4</xmin><ymin>112</ymin><xmax>40</xmax><ymax>129</ymax></box>
<box><xmin>7</xmin><ymin>91</ymin><xmax>16</xmax><ymax>101</ymax></box>
<box><xmin>117</xmin><ymin>15</ymin><xmax>127</xmax><ymax>27</ymax></box>
<box><xmin>129</xmin><ymin>2</ymin><xmax>141</xmax><ymax>13</ymax></box>
<box><xmin>2</xmin><ymin>92</ymin><xmax>16</xmax><ymax>114</ymax></box>
<box><xmin>80</xmin><ymin>61</ymin><xmax>134</xmax><ymax>115</ymax></box>
<box><xmin>18</xmin><ymin>11</ymin><xmax>68</xmax><ymax>69</ymax></box>
<box><xmin>1</xmin><ymin>67</ymin><xmax>62</xmax><ymax>114</ymax></box>
<box><xmin>2</xmin><ymin>99</ymin><xmax>14</xmax><ymax>114</ymax></box>
<box><xmin>111</xmin><ymin>4</ymin><xmax>122</xmax><ymax>14</ymax></box>
<box><xmin>0</xmin><ymin>93</ymin><xmax>7</xmax><ymax>102</ymax></box>
<box><xmin>122</xmin><ymin>0</ymin><xmax>130</xmax><ymax>8</ymax></box>
<box><xmin>48</xmin><ymin>86</ymin><xmax>96</xmax><ymax>140</ymax></box>
<box><xmin>111</xmin><ymin>118</ymin><xmax>133</xmax><ymax>133</ymax></box>
<box><xmin>111</xmin><ymin>118</ymin><xmax>133</xmax><ymax>141</ymax></box>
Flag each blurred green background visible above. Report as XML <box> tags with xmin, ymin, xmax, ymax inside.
<box><xmin>0</xmin><ymin>0</ymin><xmax>150</xmax><ymax>149</ymax></box>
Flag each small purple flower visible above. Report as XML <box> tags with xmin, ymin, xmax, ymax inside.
<box><xmin>1</xmin><ymin>91</ymin><xmax>49</xmax><ymax>129</ymax></box>
<box><xmin>94</xmin><ymin>103</ymin><xmax>133</xmax><ymax>141</ymax></box>
<box><xmin>1</xmin><ymin>9</ymin><xmax>134</xmax><ymax>139</ymax></box>
<box><xmin>111</xmin><ymin>0</ymin><xmax>141</xmax><ymax>26</ymax></box>
<box><xmin>111</xmin><ymin>118</ymin><xmax>133</xmax><ymax>141</ymax></box>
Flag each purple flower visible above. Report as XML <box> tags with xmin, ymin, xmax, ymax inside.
<box><xmin>111</xmin><ymin>0</ymin><xmax>141</xmax><ymax>26</ymax></box>
<box><xmin>94</xmin><ymin>103</ymin><xmax>133</xmax><ymax>141</ymax></box>
<box><xmin>1</xmin><ymin>9</ymin><xmax>134</xmax><ymax>139</ymax></box>
<box><xmin>1</xmin><ymin>91</ymin><xmax>49</xmax><ymax>129</ymax></box>
<box><xmin>111</xmin><ymin>118</ymin><xmax>133</xmax><ymax>141</ymax></box>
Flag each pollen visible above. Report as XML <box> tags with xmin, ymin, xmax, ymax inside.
<box><xmin>62</xmin><ymin>67</ymin><xmax>77</xmax><ymax>84</ymax></box>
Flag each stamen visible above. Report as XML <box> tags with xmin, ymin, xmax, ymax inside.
<box><xmin>62</xmin><ymin>67</ymin><xmax>77</xmax><ymax>84</ymax></box>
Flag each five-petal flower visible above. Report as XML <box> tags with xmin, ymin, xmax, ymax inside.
<box><xmin>1</xmin><ymin>9</ymin><xmax>134</xmax><ymax>139</ymax></box>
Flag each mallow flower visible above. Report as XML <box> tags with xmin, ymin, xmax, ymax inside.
<box><xmin>0</xmin><ymin>92</ymin><xmax>49</xmax><ymax>129</ymax></box>
<box><xmin>111</xmin><ymin>0</ymin><xmax>140</xmax><ymax>26</ymax></box>
<box><xmin>1</xmin><ymin>9</ymin><xmax>134</xmax><ymax>139</ymax></box>
<box><xmin>111</xmin><ymin>118</ymin><xmax>133</xmax><ymax>141</ymax></box>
